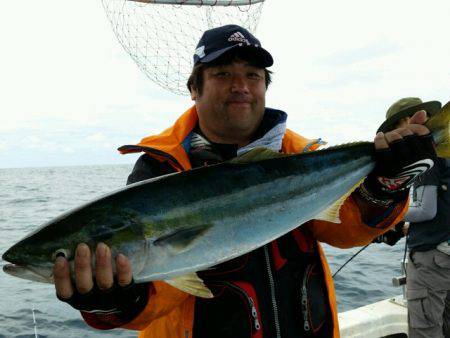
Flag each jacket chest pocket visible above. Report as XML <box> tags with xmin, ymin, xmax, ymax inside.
<box><xmin>275</xmin><ymin>231</ymin><xmax>331</xmax><ymax>336</ymax></box>
<box><xmin>299</xmin><ymin>262</ymin><xmax>329</xmax><ymax>335</ymax></box>
<box><xmin>222</xmin><ymin>282</ymin><xmax>262</xmax><ymax>337</ymax></box>
<box><xmin>195</xmin><ymin>281</ymin><xmax>262</xmax><ymax>338</ymax></box>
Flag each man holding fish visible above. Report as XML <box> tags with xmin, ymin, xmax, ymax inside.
<box><xmin>15</xmin><ymin>25</ymin><xmax>443</xmax><ymax>337</ymax></box>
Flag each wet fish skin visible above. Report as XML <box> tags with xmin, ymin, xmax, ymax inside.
<box><xmin>2</xmin><ymin>143</ymin><xmax>374</xmax><ymax>284</ymax></box>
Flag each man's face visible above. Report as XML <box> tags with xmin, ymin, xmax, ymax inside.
<box><xmin>395</xmin><ymin>117</ymin><xmax>411</xmax><ymax>129</ymax></box>
<box><xmin>394</xmin><ymin>112</ymin><xmax>429</xmax><ymax>130</ymax></box>
<box><xmin>191</xmin><ymin>59</ymin><xmax>266</xmax><ymax>145</ymax></box>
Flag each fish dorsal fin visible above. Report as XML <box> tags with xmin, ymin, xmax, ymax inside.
<box><xmin>314</xmin><ymin>141</ymin><xmax>371</xmax><ymax>151</ymax></box>
<box><xmin>314</xmin><ymin>177</ymin><xmax>365</xmax><ymax>224</ymax></box>
<box><xmin>165</xmin><ymin>273</ymin><xmax>213</xmax><ymax>298</ymax></box>
<box><xmin>229</xmin><ymin>148</ymin><xmax>288</xmax><ymax>164</ymax></box>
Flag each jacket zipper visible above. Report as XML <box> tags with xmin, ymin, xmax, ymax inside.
<box><xmin>301</xmin><ymin>264</ymin><xmax>314</xmax><ymax>332</ymax></box>
<box><xmin>264</xmin><ymin>245</ymin><xmax>281</xmax><ymax>338</ymax></box>
<box><xmin>223</xmin><ymin>282</ymin><xmax>261</xmax><ymax>332</ymax></box>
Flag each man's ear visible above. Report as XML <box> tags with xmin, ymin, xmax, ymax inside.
<box><xmin>190</xmin><ymin>86</ymin><xmax>198</xmax><ymax>101</ymax></box>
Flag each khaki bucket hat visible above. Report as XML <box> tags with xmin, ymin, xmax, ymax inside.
<box><xmin>377</xmin><ymin>97</ymin><xmax>441</xmax><ymax>133</ymax></box>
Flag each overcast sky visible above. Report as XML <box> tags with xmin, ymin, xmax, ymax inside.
<box><xmin>0</xmin><ymin>0</ymin><xmax>449</xmax><ymax>168</ymax></box>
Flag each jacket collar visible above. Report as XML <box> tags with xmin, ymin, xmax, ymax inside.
<box><xmin>118</xmin><ymin>105</ymin><xmax>323</xmax><ymax>170</ymax></box>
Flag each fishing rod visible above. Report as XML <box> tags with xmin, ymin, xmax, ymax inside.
<box><xmin>332</xmin><ymin>244</ymin><xmax>370</xmax><ymax>278</ymax></box>
<box><xmin>32</xmin><ymin>305</ymin><xmax>38</xmax><ymax>338</ymax></box>
<box><xmin>332</xmin><ymin>232</ymin><xmax>409</xmax><ymax>279</ymax></box>
<box><xmin>402</xmin><ymin>236</ymin><xmax>408</xmax><ymax>276</ymax></box>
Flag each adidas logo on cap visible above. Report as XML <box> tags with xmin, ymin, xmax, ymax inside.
<box><xmin>228</xmin><ymin>31</ymin><xmax>250</xmax><ymax>45</ymax></box>
<box><xmin>194</xmin><ymin>45</ymin><xmax>206</xmax><ymax>59</ymax></box>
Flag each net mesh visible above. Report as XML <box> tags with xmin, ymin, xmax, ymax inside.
<box><xmin>102</xmin><ymin>0</ymin><xmax>265</xmax><ymax>95</ymax></box>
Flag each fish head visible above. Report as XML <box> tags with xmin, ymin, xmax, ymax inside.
<box><xmin>2</xmin><ymin>212</ymin><xmax>148</xmax><ymax>284</ymax></box>
<box><xmin>2</xmin><ymin>221</ymin><xmax>91</xmax><ymax>284</ymax></box>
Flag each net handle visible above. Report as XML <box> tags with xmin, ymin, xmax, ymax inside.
<box><xmin>127</xmin><ymin>0</ymin><xmax>265</xmax><ymax>6</ymax></box>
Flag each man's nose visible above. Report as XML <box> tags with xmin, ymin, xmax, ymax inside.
<box><xmin>231</xmin><ymin>75</ymin><xmax>249</xmax><ymax>93</ymax></box>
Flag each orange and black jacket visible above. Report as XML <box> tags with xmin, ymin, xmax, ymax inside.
<box><xmin>82</xmin><ymin>106</ymin><xmax>408</xmax><ymax>338</ymax></box>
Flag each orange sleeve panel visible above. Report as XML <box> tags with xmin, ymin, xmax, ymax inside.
<box><xmin>282</xmin><ymin>129</ymin><xmax>323</xmax><ymax>154</ymax></box>
<box><xmin>308</xmin><ymin>195</ymin><xmax>409</xmax><ymax>249</ymax></box>
<box><xmin>136</xmin><ymin>296</ymin><xmax>195</xmax><ymax>338</ymax></box>
<box><xmin>121</xmin><ymin>281</ymin><xmax>194</xmax><ymax>333</ymax></box>
<box><xmin>316</xmin><ymin>243</ymin><xmax>340</xmax><ymax>338</ymax></box>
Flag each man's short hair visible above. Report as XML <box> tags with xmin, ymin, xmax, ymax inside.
<box><xmin>187</xmin><ymin>49</ymin><xmax>272</xmax><ymax>95</ymax></box>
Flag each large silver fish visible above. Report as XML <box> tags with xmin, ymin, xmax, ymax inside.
<box><xmin>3</xmin><ymin>102</ymin><xmax>450</xmax><ymax>297</ymax></box>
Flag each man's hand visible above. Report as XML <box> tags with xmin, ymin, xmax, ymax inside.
<box><xmin>54</xmin><ymin>242</ymin><xmax>132</xmax><ymax>298</ymax></box>
<box><xmin>373</xmin><ymin>221</ymin><xmax>408</xmax><ymax>246</ymax></box>
<box><xmin>54</xmin><ymin>243</ymin><xmax>148</xmax><ymax>322</ymax></box>
<box><xmin>374</xmin><ymin>110</ymin><xmax>429</xmax><ymax>151</ymax></box>
<box><xmin>364</xmin><ymin>110</ymin><xmax>436</xmax><ymax>205</ymax></box>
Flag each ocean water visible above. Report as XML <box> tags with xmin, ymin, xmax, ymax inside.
<box><xmin>0</xmin><ymin>165</ymin><xmax>407</xmax><ymax>337</ymax></box>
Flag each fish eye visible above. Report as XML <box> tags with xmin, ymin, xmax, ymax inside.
<box><xmin>52</xmin><ymin>248</ymin><xmax>70</xmax><ymax>261</ymax></box>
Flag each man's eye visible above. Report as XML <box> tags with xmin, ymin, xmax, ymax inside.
<box><xmin>214</xmin><ymin>72</ymin><xmax>230</xmax><ymax>77</ymax></box>
<box><xmin>248</xmin><ymin>73</ymin><xmax>262</xmax><ymax>79</ymax></box>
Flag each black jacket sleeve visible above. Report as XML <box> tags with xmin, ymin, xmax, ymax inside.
<box><xmin>127</xmin><ymin>154</ymin><xmax>177</xmax><ymax>185</ymax></box>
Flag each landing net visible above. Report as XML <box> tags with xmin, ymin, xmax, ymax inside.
<box><xmin>102</xmin><ymin>0</ymin><xmax>265</xmax><ymax>95</ymax></box>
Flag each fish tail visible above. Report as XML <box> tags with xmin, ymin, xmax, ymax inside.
<box><xmin>428</xmin><ymin>101</ymin><xmax>450</xmax><ymax>157</ymax></box>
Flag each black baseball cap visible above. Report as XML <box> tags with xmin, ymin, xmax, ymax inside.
<box><xmin>193</xmin><ymin>24</ymin><xmax>273</xmax><ymax>67</ymax></box>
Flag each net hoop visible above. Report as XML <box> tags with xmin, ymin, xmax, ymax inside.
<box><xmin>129</xmin><ymin>0</ymin><xmax>265</xmax><ymax>6</ymax></box>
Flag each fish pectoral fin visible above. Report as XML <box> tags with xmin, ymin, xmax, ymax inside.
<box><xmin>314</xmin><ymin>178</ymin><xmax>365</xmax><ymax>224</ymax></box>
<box><xmin>314</xmin><ymin>196</ymin><xmax>345</xmax><ymax>224</ymax></box>
<box><xmin>153</xmin><ymin>224</ymin><xmax>212</xmax><ymax>252</ymax></box>
<box><xmin>229</xmin><ymin>147</ymin><xmax>288</xmax><ymax>164</ymax></box>
<box><xmin>165</xmin><ymin>273</ymin><xmax>213</xmax><ymax>298</ymax></box>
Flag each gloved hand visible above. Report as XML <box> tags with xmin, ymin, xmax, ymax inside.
<box><xmin>373</xmin><ymin>221</ymin><xmax>407</xmax><ymax>246</ymax></box>
<box><xmin>54</xmin><ymin>243</ymin><xmax>149</xmax><ymax>323</ymax></box>
<box><xmin>364</xmin><ymin>133</ymin><xmax>436</xmax><ymax>203</ymax></box>
<box><xmin>57</xmin><ymin>279</ymin><xmax>149</xmax><ymax>321</ymax></box>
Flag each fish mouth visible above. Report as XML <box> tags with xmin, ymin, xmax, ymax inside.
<box><xmin>3</xmin><ymin>263</ymin><xmax>53</xmax><ymax>284</ymax></box>
<box><xmin>2</xmin><ymin>246</ymin><xmax>15</xmax><ymax>263</ymax></box>
<box><xmin>2</xmin><ymin>245</ymin><xmax>27</xmax><ymax>267</ymax></box>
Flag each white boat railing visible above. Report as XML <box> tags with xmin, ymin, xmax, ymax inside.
<box><xmin>338</xmin><ymin>260</ymin><xmax>409</xmax><ymax>338</ymax></box>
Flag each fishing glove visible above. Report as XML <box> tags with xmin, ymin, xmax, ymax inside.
<box><xmin>372</xmin><ymin>221</ymin><xmax>406</xmax><ymax>246</ymax></box>
<box><xmin>57</xmin><ymin>279</ymin><xmax>149</xmax><ymax>322</ymax></box>
<box><xmin>361</xmin><ymin>133</ymin><xmax>436</xmax><ymax>205</ymax></box>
